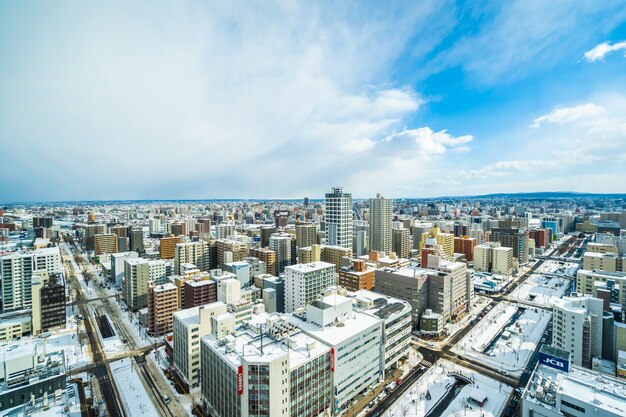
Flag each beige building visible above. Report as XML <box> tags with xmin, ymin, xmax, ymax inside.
<box><xmin>369</xmin><ymin>194</ymin><xmax>393</xmax><ymax>254</ymax></box>
<box><xmin>175</xmin><ymin>241</ymin><xmax>211</xmax><ymax>274</ymax></box>
<box><xmin>297</xmin><ymin>244</ymin><xmax>350</xmax><ymax>272</ymax></box>
<box><xmin>583</xmin><ymin>251</ymin><xmax>621</xmax><ymax>272</ymax></box>
<box><xmin>94</xmin><ymin>233</ymin><xmax>118</xmax><ymax>255</ymax></box>
<box><xmin>250</xmin><ymin>247</ymin><xmax>277</xmax><ymax>276</ymax></box>
<box><xmin>216</xmin><ymin>239</ymin><xmax>248</xmax><ymax>269</ymax></box>
<box><xmin>392</xmin><ymin>228</ymin><xmax>412</xmax><ymax>259</ymax></box>
<box><xmin>295</xmin><ymin>222</ymin><xmax>317</xmax><ymax>249</ymax></box>
<box><xmin>474</xmin><ymin>242</ymin><xmax>513</xmax><ymax>275</ymax></box>
<box><xmin>173</xmin><ymin>302</ymin><xmax>227</xmax><ymax>388</ymax></box>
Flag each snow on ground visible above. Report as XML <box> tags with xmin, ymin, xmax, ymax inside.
<box><xmin>419</xmin><ymin>296</ymin><xmax>491</xmax><ymax>350</ymax></box>
<box><xmin>147</xmin><ymin>348</ymin><xmax>197</xmax><ymax>417</ymax></box>
<box><xmin>111</xmin><ymin>358</ymin><xmax>160</xmax><ymax>417</ymax></box>
<box><xmin>508</xmin><ymin>274</ymin><xmax>571</xmax><ymax>306</ymax></box>
<box><xmin>537</xmin><ymin>260</ymin><xmax>579</xmax><ymax>277</ymax></box>
<box><xmin>44</xmin><ymin>331</ymin><xmax>91</xmax><ymax>369</ymax></box>
<box><xmin>453</xmin><ymin>301</ymin><xmax>551</xmax><ymax>377</ymax></box>
<box><xmin>2</xmin><ymin>390</ymin><xmax>81</xmax><ymax>417</ymax></box>
<box><xmin>380</xmin><ymin>360</ymin><xmax>512</xmax><ymax>417</ymax></box>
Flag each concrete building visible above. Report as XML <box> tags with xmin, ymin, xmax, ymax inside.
<box><xmin>325</xmin><ymin>187</ymin><xmax>353</xmax><ymax>249</ymax></box>
<box><xmin>0</xmin><ymin>247</ymin><xmax>62</xmax><ymax>313</ymax></box>
<box><xmin>183</xmin><ymin>279</ymin><xmax>217</xmax><ymax>309</ymax></box>
<box><xmin>160</xmin><ymin>235</ymin><xmax>183</xmax><ymax>260</ymax></box>
<box><xmin>374</xmin><ymin>266</ymin><xmax>429</xmax><ymax>328</ymax></box>
<box><xmin>583</xmin><ymin>251</ymin><xmax>621</xmax><ymax>273</ymax></box>
<box><xmin>249</xmin><ymin>247</ymin><xmax>277</xmax><ymax>277</ymax></box>
<box><xmin>173</xmin><ymin>302</ymin><xmax>228</xmax><ymax>389</ymax></box>
<box><xmin>94</xmin><ymin>233</ymin><xmax>118</xmax><ymax>255</ymax></box>
<box><xmin>175</xmin><ymin>241</ymin><xmax>211</xmax><ymax>274</ymax></box>
<box><xmin>129</xmin><ymin>227</ymin><xmax>145</xmax><ymax>254</ymax></box>
<box><xmin>216</xmin><ymin>239</ymin><xmax>248</xmax><ymax>270</ymax></box>
<box><xmin>262</xmin><ymin>276</ymin><xmax>285</xmax><ymax>313</ymax></box>
<box><xmin>522</xmin><ymin>346</ymin><xmax>626</xmax><ymax>417</ymax></box>
<box><xmin>473</xmin><ymin>242</ymin><xmax>513</xmax><ymax>275</ymax></box>
<box><xmin>392</xmin><ymin>227</ymin><xmax>412</xmax><ymax>259</ymax></box>
<box><xmin>369</xmin><ymin>194</ymin><xmax>392</xmax><ymax>254</ymax></box>
<box><xmin>350</xmin><ymin>289</ymin><xmax>412</xmax><ymax>372</ymax></box>
<box><xmin>426</xmin><ymin>257</ymin><xmax>472</xmax><ymax>322</ymax></box>
<box><xmin>217</xmin><ymin>277</ymin><xmax>241</xmax><ymax>305</ymax></box>
<box><xmin>338</xmin><ymin>259</ymin><xmax>375</xmax><ymax>291</ymax></box>
<box><xmin>419</xmin><ymin>225</ymin><xmax>454</xmax><ymax>259</ymax></box>
<box><xmin>269</xmin><ymin>233</ymin><xmax>293</xmax><ymax>274</ymax></box>
<box><xmin>295</xmin><ymin>222</ymin><xmax>317</xmax><ymax>249</ymax></box>
<box><xmin>454</xmin><ymin>235</ymin><xmax>477</xmax><ymax>261</ymax></box>
<box><xmin>123</xmin><ymin>258</ymin><xmax>168</xmax><ymax>311</ymax></box>
<box><xmin>31</xmin><ymin>271</ymin><xmax>65</xmax><ymax>335</ymax></box>
<box><xmin>412</xmin><ymin>223</ymin><xmax>432</xmax><ymax>252</ymax></box>
<box><xmin>110</xmin><ymin>251</ymin><xmax>138</xmax><ymax>287</ymax></box>
<box><xmin>0</xmin><ymin>345</ymin><xmax>66</xmax><ymax>413</ymax></box>
<box><xmin>576</xmin><ymin>270</ymin><xmax>626</xmax><ymax>308</ymax></box>
<box><xmin>147</xmin><ymin>282</ymin><xmax>178</xmax><ymax>336</ymax></box>
<box><xmin>287</xmin><ymin>293</ymin><xmax>383</xmax><ymax>413</ymax></box>
<box><xmin>0</xmin><ymin>311</ymin><xmax>32</xmax><ymax>342</ymax></box>
<box><xmin>200</xmin><ymin>314</ymin><xmax>332</xmax><ymax>417</ymax></box>
<box><xmin>284</xmin><ymin>261</ymin><xmax>337</xmax><ymax>313</ymax></box>
<box><xmin>552</xmin><ymin>295</ymin><xmax>604</xmax><ymax>368</ymax></box>
<box><xmin>491</xmin><ymin>228</ymin><xmax>529</xmax><ymax>264</ymax></box>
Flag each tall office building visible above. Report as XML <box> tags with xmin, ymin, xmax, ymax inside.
<box><xmin>369</xmin><ymin>194</ymin><xmax>392</xmax><ymax>254</ymax></box>
<box><xmin>259</xmin><ymin>225</ymin><xmax>277</xmax><ymax>248</ymax></box>
<box><xmin>31</xmin><ymin>271</ymin><xmax>66</xmax><ymax>335</ymax></box>
<box><xmin>325</xmin><ymin>187</ymin><xmax>353</xmax><ymax>250</ymax></box>
<box><xmin>122</xmin><ymin>258</ymin><xmax>168</xmax><ymax>310</ymax></box>
<box><xmin>269</xmin><ymin>233</ymin><xmax>292</xmax><ymax>274</ymax></box>
<box><xmin>392</xmin><ymin>227</ymin><xmax>412</xmax><ymax>259</ymax></box>
<box><xmin>552</xmin><ymin>295</ymin><xmax>604</xmax><ymax>368</ymax></box>
<box><xmin>129</xmin><ymin>227</ymin><xmax>145</xmax><ymax>254</ymax></box>
<box><xmin>147</xmin><ymin>282</ymin><xmax>178</xmax><ymax>336</ymax></box>
<box><xmin>284</xmin><ymin>261</ymin><xmax>337</xmax><ymax>312</ymax></box>
<box><xmin>0</xmin><ymin>247</ymin><xmax>62</xmax><ymax>313</ymax></box>
<box><xmin>295</xmin><ymin>222</ymin><xmax>317</xmax><ymax>249</ymax></box>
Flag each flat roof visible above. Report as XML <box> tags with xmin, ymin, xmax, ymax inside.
<box><xmin>285</xmin><ymin>261</ymin><xmax>335</xmax><ymax>272</ymax></box>
<box><xmin>287</xmin><ymin>309</ymin><xmax>381</xmax><ymax>346</ymax></box>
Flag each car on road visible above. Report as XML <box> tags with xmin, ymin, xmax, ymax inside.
<box><xmin>396</xmin><ymin>377</ymin><xmax>403</xmax><ymax>385</ymax></box>
<box><xmin>162</xmin><ymin>395</ymin><xmax>170</xmax><ymax>404</ymax></box>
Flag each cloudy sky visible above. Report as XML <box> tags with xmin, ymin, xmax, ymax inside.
<box><xmin>1</xmin><ymin>1</ymin><xmax>626</xmax><ymax>202</ymax></box>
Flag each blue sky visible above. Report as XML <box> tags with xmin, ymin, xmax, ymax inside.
<box><xmin>1</xmin><ymin>1</ymin><xmax>626</xmax><ymax>201</ymax></box>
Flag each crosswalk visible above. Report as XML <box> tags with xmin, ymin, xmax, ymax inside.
<box><xmin>419</xmin><ymin>360</ymin><xmax>433</xmax><ymax>368</ymax></box>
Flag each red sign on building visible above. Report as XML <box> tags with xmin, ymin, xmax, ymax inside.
<box><xmin>330</xmin><ymin>347</ymin><xmax>335</xmax><ymax>372</ymax></box>
<box><xmin>237</xmin><ymin>365</ymin><xmax>243</xmax><ymax>396</ymax></box>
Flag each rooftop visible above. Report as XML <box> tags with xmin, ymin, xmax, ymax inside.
<box><xmin>285</xmin><ymin>261</ymin><xmax>335</xmax><ymax>273</ymax></box>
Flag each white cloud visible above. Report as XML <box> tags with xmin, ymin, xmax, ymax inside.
<box><xmin>530</xmin><ymin>103</ymin><xmax>605</xmax><ymax>127</ymax></box>
<box><xmin>382</xmin><ymin>127</ymin><xmax>473</xmax><ymax>155</ymax></box>
<box><xmin>584</xmin><ymin>41</ymin><xmax>626</xmax><ymax>62</ymax></box>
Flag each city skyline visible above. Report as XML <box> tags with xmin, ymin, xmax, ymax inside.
<box><xmin>2</xmin><ymin>2</ymin><xmax>626</xmax><ymax>200</ymax></box>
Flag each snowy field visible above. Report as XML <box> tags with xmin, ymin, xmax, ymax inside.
<box><xmin>111</xmin><ymin>358</ymin><xmax>160</xmax><ymax>417</ymax></box>
<box><xmin>380</xmin><ymin>360</ymin><xmax>512</xmax><ymax>417</ymax></box>
<box><xmin>508</xmin><ymin>274</ymin><xmax>571</xmax><ymax>307</ymax></box>
<box><xmin>453</xmin><ymin>301</ymin><xmax>551</xmax><ymax>377</ymax></box>
<box><xmin>536</xmin><ymin>260</ymin><xmax>579</xmax><ymax>277</ymax></box>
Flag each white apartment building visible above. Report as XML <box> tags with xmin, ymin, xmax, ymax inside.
<box><xmin>173</xmin><ymin>302</ymin><xmax>227</xmax><ymax>388</ymax></box>
<box><xmin>552</xmin><ymin>295</ymin><xmax>604</xmax><ymax>368</ymax></box>
<box><xmin>269</xmin><ymin>232</ymin><xmax>292</xmax><ymax>274</ymax></box>
<box><xmin>110</xmin><ymin>251</ymin><xmax>138</xmax><ymax>286</ymax></box>
<box><xmin>0</xmin><ymin>247</ymin><xmax>62</xmax><ymax>312</ymax></box>
<box><xmin>217</xmin><ymin>277</ymin><xmax>241</xmax><ymax>304</ymax></box>
<box><xmin>325</xmin><ymin>187</ymin><xmax>353</xmax><ymax>250</ymax></box>
<box><xmin>350</xmin><ymin>289</ymin><xmax>412</xmax><ymax>372</ymax></box>
<box><xmin>284</xmin><ymin>261</ymin><xmax>337</xmax><ymax>313</ymax></box>
<box><xmin>123</xmin><ymin>257</ymin><xmax>169</xmax><ymax>310</ymax></box>
<box><xmin>288</xmin><ymin>293</ymin><xmax>383</xmax><ymax>413</ymax></box>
